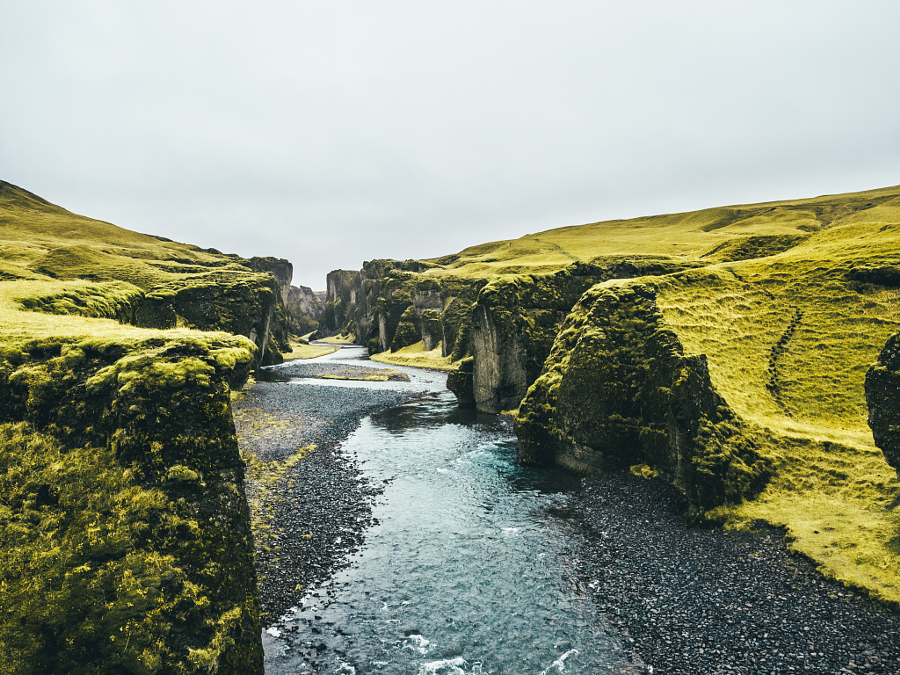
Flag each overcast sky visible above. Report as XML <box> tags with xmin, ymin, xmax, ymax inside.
<box><xmin>2</xmin><ymin>2</ymin><xmax>899</xmax><ymax>289</ymax></box>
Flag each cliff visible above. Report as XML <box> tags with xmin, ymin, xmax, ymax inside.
<box><xmin>0</xmin><ymin>180</ymin><xmax>293</xmax><ymax>672</ymax></box>
<box><xmin>0</xmin><ymin>329</ymin><xmax>263</xmax><ymax>673</ymax></box>
<box><xmin>466</xmin><ymin>258</ymin><xmax>700</xmax><ymax>413</ymax></box>
<box><xmin>867</xmin><ymin>332</ymin><xmax>900</xmax><ymax>475</ymax></box>
<box><xmin>286</xmin><ymin>284</ymin><xmax>325</xmax><ymax>335</ymax></box>
<box><xmin>515</xmin><ymin>281</ymin><xmax>771</xmax><ymax>512</ymax></box>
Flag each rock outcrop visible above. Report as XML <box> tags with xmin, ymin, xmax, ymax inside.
<box><xmin>866</xmin><ymin>332</ymin><xmax>900</xmax><ymax>475</ymax></box>
<box><xmin>515</xmin><ymin>281</ymin><xmax>771</xmax><ymax>513</ymax></box>
<box><xmin>133</xmin><ymin>271</ymin><xmax>283</xmax><ymax>367</ymax></box>
<box><xmin>0</xmin><ymin>334</ymin><xmax>263</xmax><ymax>674</ymax></box>
<box><xmin>469</xmin><ymin>258</ymin><xmax>701</xmax><ymax>413</ymax></box>
<box><xmin>286</xmin><ymin>285</ymin><xmax>325</xmax><ymax>335</ymax></box>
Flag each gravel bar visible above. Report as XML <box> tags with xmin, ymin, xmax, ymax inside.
<box><xmin>569</xmin><ymin>472</ymin><xmax>900</xmax><ymax>674</ymax></box>
<box><xmin>233</xmin><ymin>364</ymin><xmax>431</xmax><ymax>622</ymax></box>
<box><xmin>237</xmin><ymin>359</ymin><xmax>900</xmax><ymax>670</ymax></box>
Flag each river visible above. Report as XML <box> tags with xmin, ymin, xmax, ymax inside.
<box><xmin>260</xmin><ymin>349</ymin><xmax>633</xmax><ymax>674</ymax></box>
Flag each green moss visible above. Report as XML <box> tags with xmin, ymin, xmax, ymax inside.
<box><xmin>16</xmin><ymin>281</ymin><xmax>145</xmax><ymax>322</ymax></box>
<box><xmin>516</xmin><ymin>281</ymin><xmax>772</xmax><ymax>511</ymax></box>
<box><xmin>390</xmin><ymin>306</ymin><xmax>421</xmax><ymax>352</ymax></box>
<box><xmin>0</xmin><ymin>333</ymin><xmax>262</xmax><ymax>673</ymax></box>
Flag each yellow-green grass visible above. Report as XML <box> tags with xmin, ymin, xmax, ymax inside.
<box><xmin>369</xmin><ymin>340</ymin><xmax>457</xmax><ymax>371</ymax></box>
<box><xmin>635</xmin><ymin>214</ymin><xmax>900</xmax><ymax>602</ymax></box>
<box><xmin>0</xmin><ymin>278</ymin><xmax>243</xmax><ymax>351</ymax></box>
<box><xmin>280</xmin><ymin>339</ymin><xmax>340</xmax><ymax>361</ymax></box>
<box><xmin>316</xmin><ymin>332</ymin><xmax>356</xmax><ymax>344</ymax></box>
<box><xmin>424</xmin><ymin>184</ymin><xmax>900</xmax><ymax>278</ymax></box>
<box><xmin>0</xmin><ymin>182</ymin><xmax>251</xmax><ymax>290</ymax></box>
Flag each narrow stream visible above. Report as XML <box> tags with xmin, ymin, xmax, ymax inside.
<box><xmin>262</xmin><ymin>350</ymin><xmax>630</xmax><ymax>674</ymax></box>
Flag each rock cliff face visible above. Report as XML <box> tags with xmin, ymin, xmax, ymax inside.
<box><xmin>866</xmin><ymin>332</ymin><xmax>900</xmax><ymax>475</ymax></box>
<box><xmin>286</xmin><ymin>285</ymin><xmax>325</xmax><ymax>335</ymax></box>
<box><xmin>133</xmin><ymin>271</ymin><xmax>283</xmax><ymax>367</ymax></box>
<box><xmin>315</xmin><ymin>260</ymin><xmax>486</xmax><ymax>359</ymax></box>
<box><xmin>0</xmin><ymin>334</ymin><xmax>263</xmax><ymax>674</ymax></box>
<box><xmin>246</xmin><ymin>257</ymin><xmax>295</xmax><ymax>365</ymax></box>
<box><xmin>515</xmin><ymin>281</ymin><xmax>771</xmax><ymax>513</ymax></box>
<box><xmin>468</xmin><ymin>258</ymin><xmax>701</xmax><ymax>413</ymax></box>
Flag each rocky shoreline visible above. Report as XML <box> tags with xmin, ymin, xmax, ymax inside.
<box><xmin>567</xmin><ymin>472</ymin><xmax>900</xmax><ymax>674</ymax></box>
<box><xmin>236</xmin><ymin>361</ymin><xmax>900</xmax><ymax>672</ymax></box>
<box><xmin>233</xmin><ymin>364</ymin><xmax>431</xmax><ymax>622</ymax></box>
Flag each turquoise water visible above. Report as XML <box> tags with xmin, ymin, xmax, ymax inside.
<box><xmin>262</xmin><ymin>358</ymin><xmax>630</xmax><ymax>674</ymax></box>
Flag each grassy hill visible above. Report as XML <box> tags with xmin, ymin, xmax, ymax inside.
<box><xmin>430</xmin><ymin>183</ymin><xmax>900</xmax><ymax>603</ymax></box>
<box><xmin>0</xmin><ymin>180</ymin><xmax>250</xmax><ymax>289</ymax></box>
<box><xmin>425</xmin><ymin>185</ymin><xmax>900</xmax><ymax>277</ymax></box>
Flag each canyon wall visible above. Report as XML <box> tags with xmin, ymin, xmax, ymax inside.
<box><xmin>514</xmin><ymin>281</ymin><xmax>772</xmax><ymax>513</ymax></box>
<box><xmin>286</xmin><ymin>284</ymin><xmax>325</xmax><ymax>335</ymax></box>
<box><xmin>0</xmin><ymin>333</ymin><xmax>263</xmax><ymax>674</ymax></box>
<box><xmin>866</xmin><ymin>332</ymin><xmax>900</xmax><ymax>474</ymax></box>
<box><xmin>315</xmin><ymin>260</ymin><xmax>486</xmax><ymax>359</ymax></box>
<box><xmin>464</xmin><ymin>258</ymin><xmax>701</xmax><ymax>412</ymax></box>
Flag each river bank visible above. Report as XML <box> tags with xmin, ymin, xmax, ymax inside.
<box><xmin>234</xmin><ymin>348</ymin><xmax>442</xmax><ymax>621</ymax></box>
<box><xmin>236</xmin><ymin>351</ymin><xmax>900</xmax><ymax>673</ymax></box>
<box><xmin>569</xmin><ymin>472</ymin><xmax>900</xmax><ymax>674</ymax></box>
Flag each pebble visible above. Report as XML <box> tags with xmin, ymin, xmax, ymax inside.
<box><xmin>569</xmin><ymin>472</ymin><xmax>900</xmax><ymax>674</ymax></box>
<box><xmin>234</xmin><ymin>364</ymin><xmax>428</xmax><ymax>621</ymax></box>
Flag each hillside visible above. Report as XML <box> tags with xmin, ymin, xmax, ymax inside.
<box><xmin>0</xmin><ymin>181</ymin><xmax>285</xmax><ymax>673</ymax></box>
<box><xmin>424</xmin><ymin>185</ymin><xmax>900</xmax><ymax>277</ymax></box>
<box><xmin>319</xmin><ymin>183</ymin><xmax>900</xmax><ymax>604</ymax></box>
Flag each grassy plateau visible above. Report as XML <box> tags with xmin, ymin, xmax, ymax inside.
<box><xmin>429</xmin><ymin>185</ymin><xmax>900</xmax><ymax>604</ymax></box>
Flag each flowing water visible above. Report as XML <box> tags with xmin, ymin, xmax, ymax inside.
<box><xmin>262</xmin><ymin>349</ymin><xmax>631</xmax><ymax>674</ymax></box>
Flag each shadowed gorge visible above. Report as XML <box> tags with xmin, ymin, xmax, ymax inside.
<box><xmin>4</xmin><ymin>178</ymin><xmax>900</xmax><ymax>671</ymax></box>
<box><xmin>319</xmin><ymin>183</ymin><xmax>900</xmax><ymax>605</ymax></box>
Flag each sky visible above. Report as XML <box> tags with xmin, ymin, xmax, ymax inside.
<box><xmin>2</xmin><ymin>2</ymin><xmax>899</xmax><ymax>290</ymax></box>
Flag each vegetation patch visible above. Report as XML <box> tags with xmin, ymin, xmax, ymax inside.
<box><xmin>280</xmin><ymin>339</ymin><xmax>339</xmax><ymax>361</ymax></box>
<box><xmin>370</xmin><ymin>340</ymin><xmax>456</xmax><ymax>371</ymax></box>
<box><xmin>242</xmin><ymin>445</ymin><xmax>315</xmax><ymax>549</ymax></box>
<box><xmin>316</xmin><ymin>333</ymin><xmax>356</xmax><ymax>344</ymax></box>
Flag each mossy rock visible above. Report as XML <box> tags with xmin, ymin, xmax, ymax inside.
<box><xmin>866</xmin><ymin>332</ymin><xmax>900</xmax><ymax>474</ymax></box>
<box><xmin>390</xmin><ymin>306</ymin><xmax>422</xmax><ymax>352</ymax></box>
<box><xmin>0</xmin><ymin>334</ymin><xmax>262</xmax><ymax>673</ymax></box>
<box><xmin>515</xmin><ymin>281</ymin><xmax>771</xmax><ymax>513</ymax></box>
<box><xmin>446</xmin><ymin>356</ymin><xmax>476</xmax><ymax>408</ymax></box>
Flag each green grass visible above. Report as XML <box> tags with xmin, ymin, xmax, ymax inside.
<box><xmin>425</xmin><ymin>184</ymin><xmax>900</xmax><ymax>278</ymax></box>
<box><xmin>369</xmin><ymin>340</ymin><xmax>457</xmax><ymax>370</ymax></box>
<box><xmin>280</xmin><ymin>339</ymin><xmax>340</xmax><ymax>361</ymax></box>
<box><xmin>0</xmin><ymin>180</ymin><xmax>247</xmax><ymax>289</ymax></box>
<box><xmin>316</xmin><ymin>332</ymin><xmax>356</xmax><ymax>344</ymax></box>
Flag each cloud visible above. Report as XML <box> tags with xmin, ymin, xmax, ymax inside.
<box><xmin>2</xmin><ymin>1</ymin><xmax>899</xmax><ymax>288</ymax></box>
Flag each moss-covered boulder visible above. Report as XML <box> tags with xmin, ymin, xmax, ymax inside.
<box><xmin>866</xmin><ymin>332</ymin><xmax>900</xmax><ymax>475</ymax></box>
<box><xmin>0</xmin><ymin>334</ymin><xmax>263</xmax><ymax>674</ymax></box>
<box><xmin>515</xmin><ymin>281</ymin><xmax>771</xmax><ymax>513</ymax></box>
